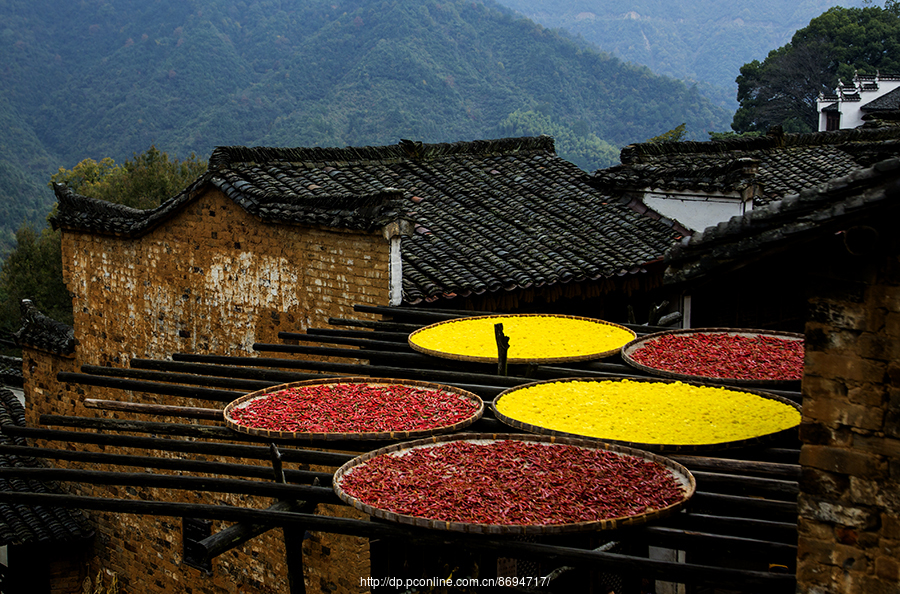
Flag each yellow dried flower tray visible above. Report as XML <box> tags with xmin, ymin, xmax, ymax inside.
<box><xmin>408</xmin><ymin>314</ymin><xmax>636</xmax><ymax>364</ymax></box>
<box><xmin>492</xmin><ymin>376</ymin><xmax>802</xmax><ymax>453</ymax></box>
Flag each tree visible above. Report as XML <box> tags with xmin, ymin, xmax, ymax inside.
<box><xmin>49</xmin><ymin>146</ymin><xmax>207</xmax><ymax>209</ymax></box>
<box><xmin>647</xmin><ymin>123</ymin><xmax>687</xmax><ymax>143</ymax></box>
<box><xmin>496</xmin><ymin>109</ymin><xmax>620</xmax><ymax>171</ymax></box>
<box><xmin>0</xmin><ymin>147</ymin><xmax>208</xmax><ymax>349</ymax></box>
<box><xmin>732</xmin><ymin>6</ymin><xmax>900</xmax><ymax>133</ymax></box>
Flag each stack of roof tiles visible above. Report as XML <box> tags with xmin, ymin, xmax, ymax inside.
<box><xmin>591</xmin><ymin>127</ymin><xmax>900</xmax><ymax>206</ymax></box>
<box><xmin>0</xmin><ymin>388</ymin><xmax>93</xmax><ymax>546</ymax></box>
<box><xmin>52</xmin><ymin>136</ymin><xmax>683</xmax><ymax>305</ymax></box>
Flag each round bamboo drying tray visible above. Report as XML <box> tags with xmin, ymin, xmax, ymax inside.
<box><xmin>408</xmin><ymin>314</ymin><xmax>636</xmax><ymax>364</ymax></box>
<box><xmin>621</xmin><ymin>328</ymin><xmax>804</xmax><ymax>387</ymax></box>
<box><xmin>492</xmin><ymin>376</ymin><xmax>802</xmax><ymax>454</ymax></box>
<box><xmin>223</xmin><ymin>377</ymin><xmax>483</xmax><ymax>441</ymax></box>
<box><xmin>332</xmin><ymin>432</ymin><xmax>695</xmax><ymax>535</ymax></box>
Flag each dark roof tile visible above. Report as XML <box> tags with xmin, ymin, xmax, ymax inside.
<box><xmin>0</xmin><ymin>388</ymin><xmax>93</xmax><ymax>546</ymax></box>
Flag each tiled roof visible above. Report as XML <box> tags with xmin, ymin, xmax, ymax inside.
<box><xmin>50</xmin><ymin>137</ymin><xmax>682</xmax><ymax>305</ymax></box>
<box><xmin>862</xmin><ymin>87</ymin><xmax>900</xmax><ymax>111</ymax></box>
<box><xmin>0</xmin><ymin>388</ymin><xmax>94</xmax><ymax>546</ymax></box>
<box><xmin>664</xmin><ymin>157</ymin><xmax>900</xmax><ymax>285</ymax></box>
<box><xmin>590</xmin><ymin>127</ymin><xmax>900</xmax><ymax>206</ymax></box>
<box><xmin>13</xmin><ymin>300</ymin><xmax>75</xmax><ymax>357</ymax></box>
<box><xmin>0</xmin><ymin>357</ymin><xmax>23</xmax><ymax>389</ymax></box>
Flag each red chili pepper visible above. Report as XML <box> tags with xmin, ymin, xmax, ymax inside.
<box><xmin>339</xmin><ymin>440</ymin><xmax>686</xmax><ymax>525</ymax></box>
<box><xmin>631</xmin><ymin>333</ymin><xmax>803</xmax><ymax>380</ymax></box>
<box><xmin>230</xmin><ymin>383</ymin><xmax>478</xmax><ymax>433</ymax></box>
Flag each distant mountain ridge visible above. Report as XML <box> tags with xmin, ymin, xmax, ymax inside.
<box><xmin>495</xmin><ymin>0</ymin><xmax>867</xmax><ymax>108</ymax></box>
<box><xmin>1</xmin><ymin>0</ymin><xmax>736</xmax><ymax>254</ymax></box>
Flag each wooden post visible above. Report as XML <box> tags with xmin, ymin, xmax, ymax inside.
<box><xmin>272</xmin><ymin>444</ymin><xmax>309</xmax><ymax>594</ymax></box>
<box><xmin>495</xmin><ymin>323</ymin><xmax>510</xmax><ymax>376</ymax></box>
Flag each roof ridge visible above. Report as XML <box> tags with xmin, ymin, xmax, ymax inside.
<box><xmin>620</xmin><ymin>127</ymin><xmax>900</xmax><ymax>163</ymax></box>
<box><xmin>208</xmin><ymin>136</ymin><xmax>556</xmax><ymax>169</ymax></box>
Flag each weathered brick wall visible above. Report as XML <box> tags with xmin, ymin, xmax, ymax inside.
<box><xmin>23</xmin><ymin>188</ymin><xmax>395</xmax><ymax>593</ymax></box>
<box><xmin>797</xmin><ymin>235</ymin><xmax>900</xmax><ymax>593</ymax></box>
<box><xmin>61</xmin><ymin>187</ymin><xmax>392</xmax><ymax>365</ymax></box>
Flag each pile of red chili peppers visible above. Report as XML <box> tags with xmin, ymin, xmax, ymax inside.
<box><xmin>339</xmin><ymin>440</ymin><xmax>685</xmax><ymax>525</ymax></box>
<box><xmin>630</xmin><ymin>333</ymin><xmax>804</xmax><ymax>381</ymax></box>
<box><xmin>229</xmin><ymin>383</ymin><xmax>479</xmax><ymax>433</ymax></box>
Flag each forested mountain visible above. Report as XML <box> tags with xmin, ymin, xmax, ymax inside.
<box><xmin>495</xmin><ymin>0</ymin><xmax>866</xmax><ymax>109</ymax></box>
<box><xmin>0</xmin><ymin>0</ymin><xmax>735</xmax><ymax>255</ymax></box>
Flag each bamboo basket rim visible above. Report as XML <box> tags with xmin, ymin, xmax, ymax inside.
<box><xmin>491</xmin><ymin>376</ymin><xmax>802</xmax><ymax>454</ymax></box>
<box><xmin>621</xmin><ymin>327</ymin><xmax>804</xmax><ymax>386</ymax></box>
<box><xmin>332</xmin><ymin>432</ymin><xmax>696</xmax><ymax>535</ymax></box>
<box><xmin>408</xmin><ymin>313</ymin><xmax>636</xmax><ymax>364</ymax></box>
<box><xmin>223</xmin><ymin>377</ymin><xmax>483</xmax><ymax>441</ymax></box>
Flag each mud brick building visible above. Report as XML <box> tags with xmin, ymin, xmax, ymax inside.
<box><xmin>666</xmin><ymin>157</ymin><xmax>900</xmax><ymax>593</ymax></box>
<box><xmin>22</xmin><ymin>136</ymin><xmax>684</xmax><ymax>594</ymax></box>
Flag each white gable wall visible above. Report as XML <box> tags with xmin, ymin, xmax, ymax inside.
<box><xmin>642</xmin><ymin>190</ymin><xmax>752</xmax><ymax>234</ymax></box>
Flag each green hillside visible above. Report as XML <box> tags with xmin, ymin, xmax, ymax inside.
<box><xmin>0</xmin><ymin>0</ymin><xmax>734</xmax><ymax>255</ymax></box>
<box><xmin>496</xmin><ymin>0</ymin><xmax>866</xmax><ymax>109</ymax></box>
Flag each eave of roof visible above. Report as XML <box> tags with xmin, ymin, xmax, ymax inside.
<box><xmin>663</xmin><ymin>157</ymin><xmax>900</xmax><ymax>285</ymax></box>
<box><xmin>14</xmin><ymin>300</ymin><xmax>75</xmax><ymax>357</ymax></box>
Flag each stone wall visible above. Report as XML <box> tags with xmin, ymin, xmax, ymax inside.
<box><xmin>797</xmin><ymin>232</ymin><xmax>900</xmax><ymax>593</ymax></box>
<box><xmin>22</xmin><ymin>187</ymin><xmax>395</xmax><ymax>593</ymax></box>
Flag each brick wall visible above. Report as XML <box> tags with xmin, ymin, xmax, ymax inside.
<box><xmin>23</xmin><ymin>188</ymin><xmax>395</xmax><ymax>593</ymax></box>
<box><xmin>797</xmin><ymin>234</ymin><xmax>900</xmax><ymax>593</ymax></box>
<box><xmin>61</xmin><ymin>187</ymin><xmax>392</xmax><ymax>365</ymax></box>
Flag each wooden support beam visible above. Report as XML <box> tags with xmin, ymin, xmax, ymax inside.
<box><xmin>0</xmin><ymin>444</ymin><xmax>332</xmax><ymax>485</ymax></box>
<box><xmin>268</xmin><ymin>334</ymin><xmax>414</xmax><ymax>351</ymax></box>
<box><xmin>81</xmin><ymin>365</ymin><xmax>274</xmax><ymax>392</ymax></box>
<box><xmin>0</xmin><ymin>491</ymin><xmax>796</xmax><ymax>592</ymax></box>
<box><xmin>0</xmin><ymin>467</ymin><xmax>341</xmax><ymax>503</ymax></box>
<box><xmin>661</xmin><ymin>513</ymin><xmax>798</xmax><ymax>544</ymax></box>
<box><xmin>83</xmin><ymin>399</ymin><xmax>224</xmax><ymax>421</ymax></box>
<box><xmin>689</xmin><ymin>492</ymin><xmax>797</xmax><ymax>523</ymax></box>
<box><xmin>56</xmin><ymin>372</ymin><xmax>243</xmax><ymax>402</ymax></box>
<box><xmin>129</xmin><ymin>359</ymin><xmax>332</xmax><ymax>383</ymax></box>
<box><xmin>670</xmin><ymin>455</ymin><xmax>801</xmax><ymax>481</ymax></box>
<box><xmin>327</xmin><ymin>317</ymin><xmax>422</xmax><ymax>333</ymax></box>
<box><xmin>170</xmin><ymin>353</ymin><xmax>531</xmax><ymax>388</ymax></box>
<box><xmin>635</xmin><ymin>526</ymin><xmax>797</xmax><ymax>558</ymax></box>
<box><xmin>194</xmin><ymin>500</ymin><xmax>314</xmax><ymax>564</ymax></box>
<box><xmin>304</xmin><ymin>327</ymin><xmax>411</xmax><ymax>343</ymax></box>
<box><xmin>691</xmin><ymin>470</ymin><xmax>798</xmax><ymax>499</ymax></box>
<box><xmin>1</xmin><ymin>425</ymin><xmax>356</xmax><ymax>467</ymax></box>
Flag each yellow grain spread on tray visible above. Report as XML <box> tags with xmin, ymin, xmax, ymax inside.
<box><xmin>495</xmin><ymin>379</ymin><xmax>801</xmax><ymax>445</ymax></box>
<box><xmin>410</xmin><ymin>315</ymin><xmax>634</xmax><ymax>360</ymax></box>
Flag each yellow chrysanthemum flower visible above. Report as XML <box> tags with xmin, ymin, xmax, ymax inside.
<box><xmin>495</xmin><ymin>379</ymin><xmax>800</xmax><ymax>446</ymax></box>
<box><xmin>409</xmin><ymin>314</ymin><xmax>635</xmax><ymax>363</ymax></box>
